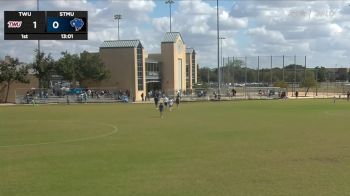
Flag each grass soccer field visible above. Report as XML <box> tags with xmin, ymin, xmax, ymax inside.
<box><xmin>1</xmin><ymin>99</ymin><xmax>350</xmax><ymax>196</ymax></box>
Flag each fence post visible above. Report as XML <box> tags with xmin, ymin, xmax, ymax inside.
<box><xmin>270</xmin><ymin>55</ymin><xmax>273</xmax><ymax>86</ymax></box>
<box><xmin>233</xmin><ymin>56</ymin><xmax>235</xmax><ymax>88</ymax></box>
<box><xmin>304</xmin><ymin>56</ymin><xmax>307</xmax><ymax>82</ymax></box>
<box><xmin>245</xmin><ymin>56</ymin><xmax>247</xmax><ymax>99</ymax></box>
<box><xmin>283</xmin><ymin>55</ymin><xmax>285</xmax><ymax>82</ymax></box>
<box><xmin>294</xmin><ymin>55</ymin><xmax>296</xmax><ymax>96</ymax></box>
<box><xmin>222</xmin><ymin>57</ymin><xmax>225</xmax><ymax>85</ymax></box>
<box><xmin>257</xmin><ymin>56</ymin><xmax>260</xmax><ymax>86</ymax></box>
<box><xmin>227</xmin><ymin>57</ymin><xmax>230</xmax><ymax>86</ymax></box>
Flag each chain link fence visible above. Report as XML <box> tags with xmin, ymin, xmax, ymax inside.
<box><xmin>15</xmin><ymin>87</ymin><xmax>133</xmax><ymax>104</ymax></box>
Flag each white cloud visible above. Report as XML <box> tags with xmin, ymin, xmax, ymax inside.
<box><xmin>220</xmin><ymin>10</ymin><xmax>248</xmax><ymax>30</ymax></box>
<box><xmin>247</xmin><ymin>26</ymin><xmax>286</xmax><ymax>45</ymax></box>
<box><xmin>2</xmin><ymin>0</ymin><xmax>350</xmax><ymax>68</ymax></box>
<box><xmin>128</xmin><ymin>0</ymin><xmax>155</xmax><ymax>12</ymax></box>
<box><xmin>152</xmin><ymin>17</ymin><xmax>169</xmax><ymax>33</ymax></box>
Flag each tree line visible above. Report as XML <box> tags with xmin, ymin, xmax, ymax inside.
<box><xmin>0</xmin><ymin>50</ymin><xmax>109</xmax><ymax>102</ymax></box>
<box><xmin>198</xmin><ymin>59</ymin><xmax>350</xmax><ymax>84</ymax></box>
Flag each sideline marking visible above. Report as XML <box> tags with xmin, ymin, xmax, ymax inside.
<box><xmin>0</xmin><ymin>121</ymin><xmax>118</xmax><ymax>148</ymax></box>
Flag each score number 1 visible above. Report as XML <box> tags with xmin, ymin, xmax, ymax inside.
<box><xmin>33</xmin><ymin>21</ymin><xmax>37</xmax><ymax>29</ymax></box>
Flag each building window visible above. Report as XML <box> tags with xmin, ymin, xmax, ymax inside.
<box><xmin>192</xmin><ymin>52</ymin><xmax>196</xmax><ymax>85</ymax></box>
<box><xmin>178</xmin><ymin>58</ymin><xmax>182</xmax><ymax>90</ymax></box>
<box><xmin>137</xmin><ymin>45</ymin><xmax>144</xmax><ymax>91</ymax></box>
<box><xmin>186</xmin><ymin>64</ymin><xmax>190</xmax><ymax>88</ymax></box>
<box><xmin>146</xmin><ymin>61</ymin><xmax>160</xmax><ymax>79</ymax></box>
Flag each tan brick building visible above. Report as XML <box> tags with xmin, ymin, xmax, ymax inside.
<box><xmin>97</xmin><ymin>40</ymin><xmax>146</xmax><ymax>101</ymax></box>
<box><xmin>90</xmin><ymin>32</ymin><xmax>198</xmax><ymax>101</ymax></box>
<box><xmin>186</xmin><ymin>48</ymin><xmax>197</xmax><ymax>90</ymax></box>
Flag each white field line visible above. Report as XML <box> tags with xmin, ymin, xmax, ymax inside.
<box><xmin>0</xmin><ymin>121</ymin><xmax>118</xmax><ymax>148</ymax></box>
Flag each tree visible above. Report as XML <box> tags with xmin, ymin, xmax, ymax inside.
<box><xmin>31</xmin><ymin>49</ymin><xmax>56</xmax><ymax>88</ymax></box>
<box><xmin>56</xmin><ymin>51</ymin><xmax>109</xmax><ymax>87</ymax></box>
<box><xmin>198</xmin><ymin>67</ymin><xmax>218</xmax><ymax>84</ymax></box>
<box><xmin>337</xmin><ymin>68</ymin><xmax>348</xmax><ymax>81</ymax></box>
<box><xmin>314</xmin><ymin>66</ymin><xmax>327</xmax><ymax>82</ymax></box>
<box><xmin>79</xmin><ymin>51</ymin><xmax>110</xmax><ymax>84</ymax></box>
<box><xmin>56</xmin><ymin>51</ymin><xmax>80</xmax><ymax>87</ymax></box>
<box><xmin>273</xmin><ymin>80</ymin><xmax>288</xmax><ymax>89</ymax></box>
<box><xmin>0</xmin><ymin>57</ymin><xmax>29</xmax><ymax>102</ymax></box>
<box><xmin>301</xmin><ymin>71</ymin><xmax>317</xmax><ymax>96</ymax></box>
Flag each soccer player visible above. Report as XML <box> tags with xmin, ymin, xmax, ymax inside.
<box><xmin>333</xmin><ymin>95</ymin><xmax>336</xmax><ymax>103</ymax></box>
<box><xmin>164</xmin><ymin>96</ymin><xmax>169</xmax><ymax>108</ymax></box>
<box><xmin>169</xmin><ymin>98</ymin><xmax>174</xmax><ymax>111</ymax></box>
<box><xmin>31</xmin><ymin>97</ymin><xmax>36</xmax><ymax>106</ymax></box>
<box><xmin>154</xmin><ymin>95</ymin><xmax>159</xmax><ymax>109</ymax></box>
<box><xmin>176</xmin><ymin>96</ymin><xmax>180</xmax><ymax>109</ymax></box>
<box><xmin>159</xmin><ymin>103</ymin><xmax>164</xmax><ymax>119</ymax></box>
<box><xmin>347</xmin><ymin>91</ymin><xmax>350</xmax><ymax>102</ymax></box>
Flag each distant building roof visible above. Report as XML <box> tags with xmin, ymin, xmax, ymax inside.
<box><xmin>186</xmin><ymin>48</ymin><xmax>195</xmax><ymax>54</ymax></box>
<box><xmin>100</xmin><ymin>40</ymin><xmax>142</xmax><ymax>48</ymax></box>
<box><xmin>161</xmin><ymin>32</ymin><xmax>184</xmax><ymax>43</ymax></box>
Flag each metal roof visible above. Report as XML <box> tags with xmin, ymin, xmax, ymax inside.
<box><xmin>161</xmin><ymin>32</ymin><xmax>184</xmax><ymax>43</ymax></box>
<box><xmin>100</xmin><ymin>40</ymin><xmax>142</xmax><ymax>48</ymax></box>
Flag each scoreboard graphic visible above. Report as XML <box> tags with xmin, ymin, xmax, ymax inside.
<box><xmin>4</xmin><ymin>11</ymin><xmax>88</xmax><ymax>40</ymax></box>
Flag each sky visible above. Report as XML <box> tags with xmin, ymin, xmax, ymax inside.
<box><xmin>1</xmin><ymin>0</ymin><xmax>350</xmax><ymax>68</ymax></box>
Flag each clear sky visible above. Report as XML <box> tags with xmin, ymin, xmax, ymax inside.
<box><xmin>1</xmin><ymin>0</ymin><xmax>350</xmax><ymax>68</ymax></box>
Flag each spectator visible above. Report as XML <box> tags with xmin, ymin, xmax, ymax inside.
<box><xmin>232</xmin><ymin>89</ymin><xmax>236</xmax><ymax>96</ymax></box>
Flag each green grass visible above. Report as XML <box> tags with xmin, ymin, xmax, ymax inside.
<box><xmin>1</xmin><ymin>99</ymin><xmax>350</xmax><ymax>196</ymax></box>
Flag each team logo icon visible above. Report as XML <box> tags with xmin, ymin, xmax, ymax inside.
<box><xmin>70</xmin><ymin>18</ymin><xmax>84</xmax><ymax>31</ymax></box>
<box><xmin>7</xmin><ymin>21</ymin><xmax>22</xmax><ymax>28</ymax></box>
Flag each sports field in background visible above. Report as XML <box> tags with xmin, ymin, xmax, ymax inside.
<box><xmin>1</xmin><ymin>99</ymin><xmax>350</xmax><ymax>196</ymax></box>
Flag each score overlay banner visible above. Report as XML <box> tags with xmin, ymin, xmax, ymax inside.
<box><xmin>4</xmin><ymin>11</ymin><xmax>88</xmax><ymax>40</ymax></box>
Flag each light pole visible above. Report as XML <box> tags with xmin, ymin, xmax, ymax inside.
<box><xmin>219</xmin><ymin>37</ymin><xmax>226</xmax><ymax>86</ymax></box>
<box><xmin>165</xmin><ymin>0</ymin><xmax>175</xmax><ymax>32</ymax></box>
<box><xmin>114</xmin><ymin>14</ymin><xmax>122</xmax><ymax>40</ymax></box>
<box><xmin>217</xmin><ymin>0</ymin><xmax>220</xmax><ymax>95</ymax></box>
<box><xmin>37</xmin><ymin>0</ymin><xmax>40</xmax><ymax>54</ymax></box>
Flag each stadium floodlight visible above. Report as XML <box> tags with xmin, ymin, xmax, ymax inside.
<box><xmin>165</xmin><ymin>0</ymin><xmax>175</xmax><ymax>32</ymax></box>
<box><xmin>114</xmin><ymin>14</ymin><xmax>122</xmax><ymax>40</ymax></box>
